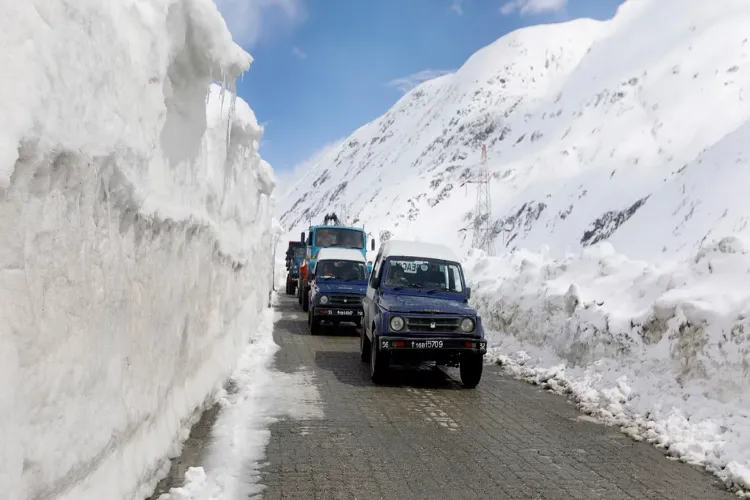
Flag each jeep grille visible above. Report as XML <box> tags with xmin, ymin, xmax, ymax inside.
<box><xmin>329</xmin><ymin>295</ymin><xmax>363</xmax><ymax>306</ymax></box>
<box><xmin>405</xmin><ymin>316</ymin><xmax>460</xmax><ymax>333</ymax></box>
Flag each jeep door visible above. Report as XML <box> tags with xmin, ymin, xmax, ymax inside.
<box><xmin>363</xmin><ymin>250</ymin><xmax>383</xmax><ymax>340</ymax></box>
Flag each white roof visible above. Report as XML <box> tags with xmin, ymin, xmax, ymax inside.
<box><xmin>316</xmin><ymin>247</ymin><xmax>366</xmax><ymax>262</ymax></box>
<box><xmin>380</xmin><ymin>240</ymin><xmax>461</xmax><ymax>263</ymax></box>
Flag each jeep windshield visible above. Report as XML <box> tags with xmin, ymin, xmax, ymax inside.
<box><xmin>314</xmin><ymin>228</ymin><xmax>364</xmax><ymax>249</ymax></box>
<box><xmin>316</xmin><ymin>259</ymin><xmax>368</xmax><ymax>281</ymax></box>
<box><xmin>383</xmin><ymin>258</ymin><xmax>464</xmax><ymax>293</ymax></box>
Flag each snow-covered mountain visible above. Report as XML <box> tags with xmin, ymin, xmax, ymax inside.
<box><xmin>278</xmin><ymin>0</ymin><xmax>750</xmax><ymax>261</ymax></box>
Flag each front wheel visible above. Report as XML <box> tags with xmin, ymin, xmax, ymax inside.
<box><xmin>360</xmin><ymin>327</ymin><xmax>371</xmax><ymax>362</ymax></box>
<box><xmin>308</xmin><ymin>309</ymin><xmax>320</xmax><ymax>335</ymax></box>
<box><xmin>302</xmin><ymin>287</ymin><xmax>309</xmax><ymax>312</ymax></box>
<box><xmin>370</xmin><ymin>332</ymin><xmax>389</xmax><ymax>384</ymax></box>
<box><xmin>459</xmin><ymin>353</ymin><xmax>483</xmax><ymax>389</ymax></box>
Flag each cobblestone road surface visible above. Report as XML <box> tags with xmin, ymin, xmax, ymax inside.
<box><xmin>258</xmin><ymin>296</ymin><xmax>733</xmax><ymax>500</ymax></box>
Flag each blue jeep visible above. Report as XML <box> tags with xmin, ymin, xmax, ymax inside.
<box><xmin>308</xmin><ymin>248</ymin><xmax>369</xmax><ymax>335</ymax></box>
<box><xmin>285</xmin><ymin>241</ymin><xmax>306</xmax><ymax>295</ymax></box>
<box><xmin>361</xmin><ymin>240</ymin><xmax>487</xmax><ymax>388</ymax></box>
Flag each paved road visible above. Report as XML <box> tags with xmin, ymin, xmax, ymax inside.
<box><xmin>258</xmin><ymin>295</ymin><xmax>733</xmax><ymax>500</ymax></box>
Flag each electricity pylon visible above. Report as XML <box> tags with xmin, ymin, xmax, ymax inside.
<box><xmin>470</xmin><ymin>144</ymin><xmax>495</xmax><ymax>255</ymax></box>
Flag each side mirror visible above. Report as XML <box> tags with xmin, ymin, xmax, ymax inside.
<box><xmin>300</xmin><ymin>231</ymin><xmax>305</xmax><ymax>243</ymax></box>
<box><xmin>370</xmin><ymin>238</ymin><xmax>375</xmax><ymax>251</ymax></box>
<box><xmin>466</xmin><ymin>287</ymin><xmax>471</xmax><ymax>299</ymax></box>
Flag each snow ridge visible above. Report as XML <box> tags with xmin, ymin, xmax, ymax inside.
<box><xmin>0</xmin><ymin>2</ymin><xmax>275</xmax><ymax>499</ymax></box>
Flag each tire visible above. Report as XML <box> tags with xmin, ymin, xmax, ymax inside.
<box><xmin>360</xmin><ymin>326</ymin><xmax>371</xmax><ymax>362</ymax></box>
<box><xmin>297</xmin><ymin>278</ymin><xmax>303</xmax><ymax>305</ymax></box>
<box><xmin>370</xmin><ymin>331</ymin><xmax>389</xmax><ymax>384</ymax></box>
<box><xmin>459</xmin><ymin>353</ymin><xmax>483</xmax><ymax>389</ymax></box>
<box><xmin>285</xmin><ymin>278</ymin><xmax>292</xmax><ymax>295</ymax></box>
<box><xmin>302</xmin><ymin>287</ymin><xmax>309</xmax><ymax>312</ymax></box>
<box><xmin>308</xmin><ymin>308</ymin><xmax>320</xmax><ymax>335</ymax></box>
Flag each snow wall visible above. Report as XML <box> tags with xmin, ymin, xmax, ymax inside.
<box><xmin>0</xmin><ymin>2</ymin><xmax>275</xmax><ymax>499</ymax></box>
<box><xmin>465</xmin><ymin>237</ymin><xmax>750</xmax><ymax>492</ymax></box>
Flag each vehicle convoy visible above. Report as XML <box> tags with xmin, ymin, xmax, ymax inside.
<box><xmin>308</xmin><ymin>248</ymin><xmax>369</xmax><ymax>334</ymax></box>
<box><xmin>297</xmin><ymin>212</ymin><xmax>375</xmax><ymax>312</ymax></box>
<box><xmin>361</xmin><ymin>240</ymin><xmax>487</xmax><ymax>388</ymax></box>
<box><xmin>285</xmin><ymin>241</ymin><xmax>306</xmax><ymax>295</ymax></box>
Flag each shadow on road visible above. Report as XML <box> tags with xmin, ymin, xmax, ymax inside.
<box><xmin>314</xmin><ymin>349</ymin><xmax>464</xmax><ymax>390</ymax></box>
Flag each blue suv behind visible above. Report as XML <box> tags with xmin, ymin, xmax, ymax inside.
<box><xmin>308</xmin><ymin>248</ymin><xmax>369</xmax><ymax>335</ymax></box>
<box><xmin>361</xmin><ymin>240</ymin><xmax>486</xmax><ymax>388</ymax></box>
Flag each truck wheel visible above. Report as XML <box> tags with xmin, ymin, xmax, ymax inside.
<box><xmin>308</xmin><ymin>309</ymin><xmax>320</xmax><ymax>335</ymax></box>
<box><xmin>370</xmin><ymin>332</ymin><xmax>389</xmax><ymax>384</ymax></box>
<box><xmin>459</xmin><ymin>353</ymin><xmax>483</xmax><ymax>389</ymax></box>
<box><xmin>302</xmin><ymin>287</ymin><xmax>309</xmax><ymax>312</ymax></box>
<box><xmin>285</xmin><ymin>279</ymin><xmax>291</xmax><ymax>295</ymax></box>
<box><xmin>297</xmin><ymin>278</ymin><xmax>303</xmax><ymax>305</ymax></box>
<box><xmin>360</xmin><ymin>327</ymin><xmax>371</xmax><ymax>362</ymax></box>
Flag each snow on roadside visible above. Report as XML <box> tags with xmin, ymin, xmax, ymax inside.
<box><xmin>156</xmin><ymin>293</ymin><xmax>323</xmax><ymax>500</ymax></box>
<box><xmin>0</xmin><ymin>1</ymin><xmax>276</xmax><ymax>499</ymax></box>
<box><xmin>465</xmin><ymin>238</ymin><xmax>750</xmax><ymax>496</ymax></box>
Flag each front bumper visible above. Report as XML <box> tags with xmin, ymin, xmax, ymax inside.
<box><xmin>377</xmin><ymin>336</ymin><xmax>487</xmax><ymax>354</ymax></box>
<box><xmin>312</xmin><ymin>306</ymin><xmax>364</xmax><ymax>319</ymax></box>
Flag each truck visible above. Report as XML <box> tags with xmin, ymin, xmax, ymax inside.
<box><xmin>361</xmin><ymin>239</ymin><xmax>487</xmax><ymax>388</ymax></box>
<box><xmin>297</xmin><ymin>212</ymin><xmax>375</xmax><ymax>312</ymax></box>
<box><xmin>307</xmin><ymin>247</ymin><xmax>369</xmax><ymax>335</ymax></box>
<box><xmin>284</xmin><ymin>241</ymin><xmax>306</xmax><ymax>295</ymax></box>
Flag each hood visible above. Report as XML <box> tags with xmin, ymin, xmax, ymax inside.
<box><xmin>316</xmin><ymin>281</ymin><xmax>367</xmax><ymax>295</ymax></box>
<box><xmin>379</xmin><ymin>293</ymin><xmax>476</xmax><ymax>315</ymax></box>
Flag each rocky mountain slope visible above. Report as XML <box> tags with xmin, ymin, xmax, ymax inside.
<box><xmin>277</xmin><ymin>0</ymin><xmax>750</xmax><ymax>261</ymax></box>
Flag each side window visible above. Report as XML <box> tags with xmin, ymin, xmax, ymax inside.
<box><xmin>450</xmin><ymin>265</ymin><xmax>464</xmax><ymax>292</ymax></box>
<box><xmin>369</xmin><ymin>252</ymin><xmax>383</xmax><ymax>287</ymax></box>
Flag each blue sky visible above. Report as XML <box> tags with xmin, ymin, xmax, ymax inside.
<box><xmin>215</xmin><ymin>0</ymin><xmax>624</xmax><ymax>176</ymax></box>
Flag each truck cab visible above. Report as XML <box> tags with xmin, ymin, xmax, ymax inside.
<box><xmin>361</xmin><ymin>240</ymin><xmax>486</xmax><ymax>388</ymax></box>
<box><xmin>308</xmin><ymin>248</ymin><xmax>369</xmax><ymax>335</ymax></box>
<box><xmin>297</xmin><ymin>213</ymin><xmax>375</xmax><ymax>312</ymax></box>
<box><xmin>285</xmin><ymin>241</ymin><xmax>306</xmax><ymax>295</ymax></box>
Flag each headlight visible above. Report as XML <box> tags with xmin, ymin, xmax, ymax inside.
<box><xmin>459</xmin><ymin>317</ymin><xmax>475</xmax><ymax>333</ymax></box>
<box><xmin>390</xmin><ymin>316</ymin><xmax>405</xmax><ymax>332</ymax></box>
<box><xmin>320</xmin><ymin>295</ymin><xmax>329</xmax><ymax>305</ymax></box>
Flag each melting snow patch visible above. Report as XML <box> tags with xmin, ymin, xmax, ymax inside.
<box><xmin>157</xmin><ymin>295</ymin><xmax>323</xmax><ymax>500</ymax></box>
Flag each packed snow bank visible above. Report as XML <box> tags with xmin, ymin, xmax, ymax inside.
<box><xmin>0</xmin><ymin>2</ymin><xmax>275</xmax><ymax>499</ymax></box>
<box><xmin>465</xmin><ymin>237</ymin><xmax>750</xmax><ymax>494</ymax></box>
<box><xmin>156</xmin><ymin>294</ymin><xmax>322</xmax><ymax>500</ymax></box>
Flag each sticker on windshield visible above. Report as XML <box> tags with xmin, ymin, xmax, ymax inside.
<box><xmin>394</xmin><ymin>261</ymin><xmax>423</xmax><ymax>274</ymax></box>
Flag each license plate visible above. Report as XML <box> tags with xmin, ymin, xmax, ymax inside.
<box><xmin>335</xmin><ymin>310</ymin><xmax>361</xmax><ymax>316</ymax></box>
<box><xmin>410</xmin><ymin>340</ymin><xmax>444</xmax><ymax>349</ymax></box>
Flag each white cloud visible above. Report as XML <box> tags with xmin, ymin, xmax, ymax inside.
<box><xmin>213</xmin><ymin>0</ymin><xmax>306</xmax><ymax>48</ymax></box>
<box><xmin>500</xmin><ymin>0</ymin><xmax>567</xmax><ymax>16</ymax></box>
<box><xmin>291</xmin><ymin>46</ymin><xmax>307</xmax><ymax>59</ymax></box>
<box><xmin>450</xmin><ymin>0</ymin><xmax>464</xmax><ymax>15</ymax></box>
<box><xmin>386</xmin><ymin>69</ymin><xmax>455</xmax><ymax>94</ymax></box>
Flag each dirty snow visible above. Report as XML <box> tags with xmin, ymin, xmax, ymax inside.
<box><xmin>0</xmin><ymin>1</ymin><xmax>275</xmax><ymax>499</ymax></box>
<box><xmin>465</xmin><ymin>238</ymin><xmax>750</xmax><ymax>495</ymax></box>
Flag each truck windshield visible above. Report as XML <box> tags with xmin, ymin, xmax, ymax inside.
<box><xmin>316</xmin><ymin>260</ymin><xmax>368</xmax><ymax>281</ymax></box>
<box><xmin>383</xmin><ymin>258</ymin><xmax>464</xmax><ymax>292</ymax></box>
<box><xmin>293</xmin><ymin>247</ymin><xmax>305</xmax><ymax>258</ymax></box>
<box><xmin>314</xmin><ymin>228</ymin><xmax>364</xmax><ymax>249</ymax></box>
